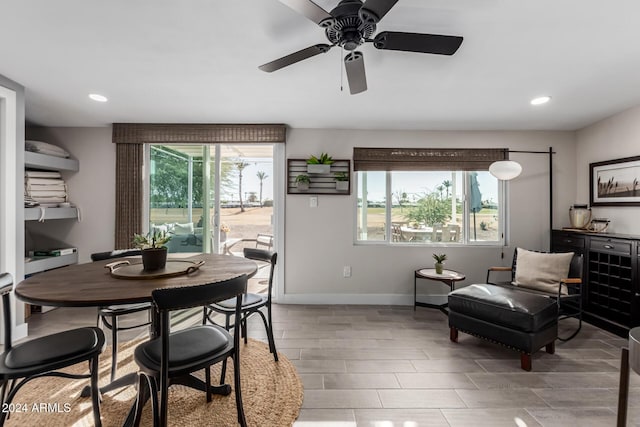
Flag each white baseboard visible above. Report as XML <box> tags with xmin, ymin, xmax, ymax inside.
<box><xmin>13</xmin><ymin>323</ymin><xmax>28</xmax><ymax>341</ymax></box>
<box><xmin>276</xmin><ymin>293</ymin><xmax>416</xmax><ymax>305</ymax></box>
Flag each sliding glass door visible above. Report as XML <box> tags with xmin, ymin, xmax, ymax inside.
<box><xmin>148</xmin><ymin>144</ymin><xmax>275</xmax><ymax>255</ymax></box>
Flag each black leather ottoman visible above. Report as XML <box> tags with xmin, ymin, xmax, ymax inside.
<box><xmin>448</xmin><ymin>284</ymin><xmax>558</xmax><ymax>371</ymax></box>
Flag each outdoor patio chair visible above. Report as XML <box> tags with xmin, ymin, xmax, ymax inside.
<box><xmin>223</xmin><ymin>233</ymin><xmax>274</xmax><ymax>256</ymax></box>
<box><xmin>430</xmin><ymin>224</ymin><xmax>460</xmax><ymax>242</ymax></box>
<box><xmin>391</xmin><ymin>223</ymin><xmax>406</xmax><ymax>241</ymax></box>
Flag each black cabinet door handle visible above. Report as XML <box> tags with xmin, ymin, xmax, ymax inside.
<box><xmin>604</xmin><ymin>244</ymin><xmax>614</xmax><ymax>249</ymax></box>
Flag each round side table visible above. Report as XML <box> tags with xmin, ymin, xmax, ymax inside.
<box><xmin>414</xmin><ymin>268</ymin><xmax>465</xmax><ymax>314</ymax></box>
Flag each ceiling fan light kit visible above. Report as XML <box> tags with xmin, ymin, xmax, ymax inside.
<box><xmin>261</xmin><ymin>0</ymin><xmax>463</xmax><ymax>94</ymax></box>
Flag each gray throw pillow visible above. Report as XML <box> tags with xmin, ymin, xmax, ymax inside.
<box><xmin>513</xmin><ymin>248</ymin><xmax>573</xmax><ymax>295</ymax></box>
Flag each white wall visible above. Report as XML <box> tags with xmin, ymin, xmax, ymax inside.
<box><xmin>21</xmin><ymin>126</ymin><xmax>577</xmax><ymax>305</ymax></box>
<box><xmin>283</xmin><ymin>129</ymin><xmax>576</xmax><ymax>304</ymax></box>
<box><xmin>26</xmin><ymin>127</ymin><xmax>115</xmax><ymax>263</ymax></box>
<box><xmin>0</xmin><ymin>73</ymin><xmax>27</xmax><ymax>339</ymax></box>
<box><xmin>576</xmin><ymin>105</ymin><xmax>640</xmax><ymax>234</ymax></box>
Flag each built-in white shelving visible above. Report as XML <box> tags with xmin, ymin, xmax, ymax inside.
<box><xmin>24</xmin><ymin>150</ymin><xmax>79</xmax><ymax>281</ymax></box>
<box><xmin>25</xmin><ymin>151</ymin><xmax>78</xmax><ymax>171</ymax></box>
<box><xmin>25</xmin><ymin>207</ymin><xmax>78</xmax><ymax>221</ymax></box>
<box><xmin>25</xmin><ymin>252</ymin><xmax>79</xmax><ymax>276</ymax></box>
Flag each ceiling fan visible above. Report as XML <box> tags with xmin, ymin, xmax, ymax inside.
<box><xmin>259</xmin><ymin>0</ymin><xmax>463</xmax><ymax>94</ymax></box>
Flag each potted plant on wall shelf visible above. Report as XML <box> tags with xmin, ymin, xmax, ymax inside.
<box><xmin>307</xmin><ymin>152</ymin><xmax>334</xmax><ymax>174</ymax></box>
<box><xmin>433</xmin><ymin>253</ymin><xmax>447</xmax><ymax>274</ymax></box>
<box><xmin>133</xmin><ymin>230</ymin><xmax>172</xmax><ymax>271</ymax></box>
<box><xmin>295</xmin><ymin>174</ymin><xmax>310</xmax><ymax>190</ymax></box>
<box><xmin>335</xmin><ymin>172</ymin><xmax>349</xmax><ymax>191</ymax></box>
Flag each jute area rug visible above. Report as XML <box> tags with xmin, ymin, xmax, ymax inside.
<box><xmin>4</xmin><ymin>338</ymin><xmax>303</xmax><ymax>426</ymax></box>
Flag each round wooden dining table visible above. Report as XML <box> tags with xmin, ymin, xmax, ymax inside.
<box><xmin>15</xmin><ymin>252</ymin><xmax>258</xmax><ymax>421</ymax></box>
<box><xmin>16</xmin><ymin>252</ymin><xmax>258</xmax><ymax>308</ymax></box>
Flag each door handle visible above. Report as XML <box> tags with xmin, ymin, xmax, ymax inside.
<box><xmin>604</xmin><ymin>244</ymin><xmax>614</xmax><ymax>249</ymax></box>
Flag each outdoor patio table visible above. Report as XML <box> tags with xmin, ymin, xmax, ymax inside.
<box><xmin>400</xmin><ymin>226</ymin><xmax>434</xmax><ymax>241</ymax></box>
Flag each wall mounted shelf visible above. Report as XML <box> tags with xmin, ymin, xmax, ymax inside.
<box><xmin>25</xmin><ymin>252</ymin><xmax>79</xmax><ymax>276</ymax></box>
<box><xmin>25</xmin><ymin>207</ymin><xmax>78</xmax><ymax>221</ymax></box>
<box><xmin>25</xmin><ymin>151</ymin><xmax>78</xmax><ymax>172</ymax></box>
<box><xmin>287</xmin><ymin>159</ymin><xmax>351</xmax><ymax>195</ymax></box>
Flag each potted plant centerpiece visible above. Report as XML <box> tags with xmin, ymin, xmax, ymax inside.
<box><xmin>133</xmin><ymin>230</ymin><xmax>172</xmax><ymax>271</ymax></box>
<box><xmin>307</xmin><ymin>152</ymin><xmax>334</xmax><ymax>174</ymax></box>
<box><xmin>295</xmin><ymin>174</ymin><xmax>310</xmax><ymax>190</ymax></box>
<box><xmin>335</xmin><ymin>171</ymin><xmax>349</xmax><ymax>191</ymax></box>
<box><xmin>433</xmin><ymin>253</ymin><xmax>447</xmax><ymax>274</ymax></box>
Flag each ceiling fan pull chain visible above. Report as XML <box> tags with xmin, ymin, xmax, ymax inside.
<box><xmin>340</xmin><ymin>46</ymin><xmax>344</xmax><ymax>92</ymax></box>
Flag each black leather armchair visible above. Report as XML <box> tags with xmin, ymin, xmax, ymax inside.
<box><xmin>486</xmin><ymin>249</ymin><xmax>583</xmax><ymax>341</ymax></box>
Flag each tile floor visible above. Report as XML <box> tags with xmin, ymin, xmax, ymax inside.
<box><xmin>18</xmin><ymin>302</ymin><xmax>640</xmax><ymax>426</ymax></box>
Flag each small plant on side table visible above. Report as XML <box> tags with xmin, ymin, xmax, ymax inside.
<box><xmin>133</xmin><ymin>230</ymin><xmax>172</xmax><ymax>271</ymax></box>
<box><xmin>433</xmin><ymin>253</ymin><xmax>447</xmax><ymax>274</ymax></box>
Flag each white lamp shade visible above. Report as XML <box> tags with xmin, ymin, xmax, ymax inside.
<box><xmin>489</xmin><ymin>160</ymin><xmax>522</xmax><ymax>180</ymax></box>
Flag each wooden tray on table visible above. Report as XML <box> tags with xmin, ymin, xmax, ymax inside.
<box><xmin>105</xmin><ymin>259</ymin><xmax>205</xmax><ymax>280</ymax></box>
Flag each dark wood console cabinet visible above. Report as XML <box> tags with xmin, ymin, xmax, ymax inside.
<box><xmin>552</xmin><ymin>230</ymin><xmax>640</xmax><ymax>337</ymax></box>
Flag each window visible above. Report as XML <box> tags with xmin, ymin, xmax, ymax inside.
<box><xmin>354</xmin><ymin>148</ymin><xmax>506</xmax><ymax>245</ymax></box>
<box><xmin>148</xmin><ymin>144</ymin><xmax>275</xmax><ymax>254</ymax></box>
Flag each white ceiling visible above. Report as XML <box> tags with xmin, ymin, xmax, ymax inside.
<box><xmin>2</xmin><ymin>0</ymin><xmax>640</xmax><ymax>131</ymax></box>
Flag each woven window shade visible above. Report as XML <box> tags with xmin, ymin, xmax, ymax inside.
<box><xmin>115</xmin><ymin>143</ymin><xmax>143</xmax><ymax>249</ymax></box>
<box><xmin>353</xmin><ymin>147</ymin><xmax>508</xmax><ymax>171</ymax></box>
<box><xmin>112</xmin><ymin>123</ymin><xmax>286</xmax><ymax>144</ymax></box>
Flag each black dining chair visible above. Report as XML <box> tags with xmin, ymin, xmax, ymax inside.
<box><xmin>203</xmin><ymin>248</ymin><xmax>278</xmax><ymax>362</ymax></box>
<box><xmin>132</xmin><ymin>274</ymin><xmax>248</xmax><ymax>427</ymax></box>
<box><xmin>91</xmin><ymin>249</ymin><xmax>152</xmax><ymax>383</ymax></box>
<box><xmin>0</xmin><ymin>272</ymin><xmax>105</xmax><ymax>426</ymax></box>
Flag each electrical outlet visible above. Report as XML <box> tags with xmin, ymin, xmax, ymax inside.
<box><xmin>343</xmin><ymin>266</ymin><xmax>352</xmax><ymax>278</ymax></box>
<box><xmin>310</xmin><ymin>196</ymin><xmax>318</xmax><ymax>208</ymax></box>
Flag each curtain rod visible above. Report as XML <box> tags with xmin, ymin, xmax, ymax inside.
<box><xmin>507</xmin><ymin>150</ymin><xmax>556</xmax><ymax>154</ymax></box>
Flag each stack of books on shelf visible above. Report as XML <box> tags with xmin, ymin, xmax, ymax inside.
<box><xmin>24</xmin><ymin>170</ymin><xmax>68</xmax><ymax>207</ymax></box>
<box><xmin>27</xmin><ymin>248</ymin><xmax>77</xmax><ymax>258</ymax></box>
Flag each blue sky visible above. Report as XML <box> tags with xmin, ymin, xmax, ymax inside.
<box><xmin>358</xmin><ymin>171</ymin><xmax>498</xmax><ymax>203</ymax></box>
<box><xmin>221</xmin><ymin>158</ymin><xmax>274</xmax><ymax>201</ymax></box>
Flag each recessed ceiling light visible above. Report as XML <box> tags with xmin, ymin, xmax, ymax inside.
<box><xmin>530</xmin><ymin>96</ymin><xmax>551</xmax><ymax>106</ymax></box>
<box><xmin>89</xmin><ymin>93</ymin><xmax>108</xmax><ymax>102</ymax></box>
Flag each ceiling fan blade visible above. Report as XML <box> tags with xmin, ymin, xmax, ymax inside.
<box><xmin>373</xmin><ymin>31</ymin><xmax>463</xmax><ymax>55</ymax></box>
<box><xmin>259</xmin><ymin>44</ymin><xmax>333</xmax><ymax>72</ymax></box>
<box><xmin>344</xmin><ymin>51</ymin><xmax>367</xmax><ymax>95</ymax></box>
<box><xmin>359</xmin><ymin>0</ymin><xmax>399</xmax><ymax>24</ymax></box>
<box><xmin>279</xmin><ymin>0</ymin><xmax>334</xmax><ymax>26</ymax></box>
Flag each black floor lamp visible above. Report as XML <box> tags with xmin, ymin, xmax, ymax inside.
<box><xmin>488</xmin><ymin>147</ymin><xmax>555</xmax><ymax>250</ymax></box>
